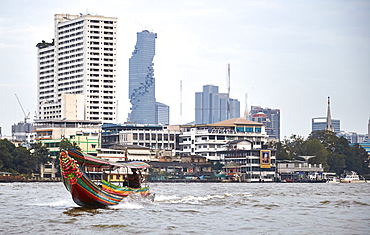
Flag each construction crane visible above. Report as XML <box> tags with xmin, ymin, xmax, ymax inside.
<box><xmin>15</xmin><ymin>94</ymin><xmax>30</xmax><ymax>123</ymax></box>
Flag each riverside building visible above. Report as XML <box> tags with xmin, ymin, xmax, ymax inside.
<box><xmin>180</xmin><ymin>118</ymin><xmax>268</xmax><ymax>161</ymax></box>
<box><xmin>33</xmin><ymin>119</ymin><xmax>102</xmax><ymax>178</ymax></box>
<box><xmin>101</xmin><ymin>123</ymin><xmax>181</xmax><ymax>155</ymax></box>
<box><xmin>219</xmin><ymin>140</ymin><xmax>277</xmax><ymax>182</ymax></box>
<box><xmin>36</xmin><ymin>14</ymin><xmax>117</xmax><ymax>122</ymax></box>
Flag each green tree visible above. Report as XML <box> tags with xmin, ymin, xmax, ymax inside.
<box><xmin>30</xmin><ymin>141</ymin><xmax>52</xmax><ymax>173</ymax></box>
<box><xmin>0</xmin><ymin>139</ymin><xmax>16</xmax><ymax>172</ymax></box>
<box><xmin>300</xmin><ymin>138</ymin><xmax>329</xmax><ymax>170</ymax></box>
<box><xmin>12</xmin><ymin>146</ymin><xmax>34</xmax><ymax>175</ymax></box>
<box><xmin>308</xmin><ymin>130</ymin><xmax>368</xmax><ymax>175</ymax></box>
<box><xmin>275</xmin><ymin>130</ymin><xmax>369</xmax><ymax>175</ymax></box>
<box><xmin>346</xmin><ymin>144</ymin><xmax>370</xmax><ymax>175</ymax></box>
<box><xmin>327</xmin><ymin>153</ymin><xmax>346</xmax><ymax>174</ymax></box>
<box><xmin>274</xmin><ymin>134</ymin><xmax>306</xmax><ymax>160</ymax></box>
<box><xmin>59</xmin><ymin>138</ymin><xmax>81</xmax><ymax>152</ymax></box>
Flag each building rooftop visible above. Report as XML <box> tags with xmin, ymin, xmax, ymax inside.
<box><xmin>210</xmin><ymin>118</ymin><xmax>263</xmax><ymax>126</ymax></box>
<box><xmin>252</xmin><ymin>112</ymin><xmax>268</xmax><ymax>118</ymax></box>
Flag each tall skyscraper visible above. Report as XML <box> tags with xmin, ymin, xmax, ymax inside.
<box><xmin>128</xmin><ymin>30</ymin><xmax>157</xmax><ymax>124</ymax></box>
<box><xmin>36</xmin><ymin>14</ymin><xmax>117</xmax><ymax>122</ymax></box>
<box><xmin>250</xmin><ymin>106</ymin><xmax>280</xmax><ymax>140</ymax></box>
<box><xmin>195</xmin><ymin>85</ymin><xmax>240</xmax><ymax>124</ymax></box>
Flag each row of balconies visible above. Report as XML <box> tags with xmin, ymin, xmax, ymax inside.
<box><xmin>59</xmin><ymin>42</ymin><xmax>83</xmax><ymax>51</ymax></box>
<box><xmin>58</xmin><ymin>37</ymin><xmax>83</xmax><ymax>46</ymax></box>
<box><xmin>59</xmin><ymin>80</ymin><xmax>83</xmax><ymax>87</ymax></box>
<box><xmin>58</xmin><ymin>63</ymin><xmax>83</xmax><ymax>71</ymax></box>
<box><xmin>88</xmin><ymin>106</ymin><xmax>114</xmax><ymax>110</ymax></box>
<box><xmin>40</xmin><ymin>58</ymin><xmax>54</xmax><ymax>64</ymax></box>
<box><xmin>57</xmin><ymin>20</ymin><xmax>83</xmax><ymax>30</ymax></box>
<box><xmin>40</xmin><ymin>80</ymin><xmax>54</xmax><ymax>85</ymax></box>
<box><xmin>58</xmin><ymin>58</ymin><xmax>83</xmax><ymax>66</ymax></box>
<box><xmin>39</xmin><ymin>95</ymin><xmax>53</xmax><ymax>100</ymax></box>
<box><xmin>39</xmin><ymin>85</ymin><xmax>54</xmax><ymax>90</ymax></box>
<box><xmin>180</xmin><ymin>140</ymin><xmax>231</xmax><ymax>145</ymax></box>
<box><xmin>59</xmin><ymin>52</ymin><xmax>83</xmax><ymax>61</ymax></box>
<box><xmin>57</xmin><ymin>85</ymin><xmax>83</xmax><ymax>92</ymax></box>
<box><xmin>39</xmin><ymin>48</ymin><xmax>54</xmax><ymax>55</ymax></box>
<box><xmin>40</xmin><ymin>65</ymin><xmax>54</xmax><ymax>70</ymax></box>
<box><xmin>39</xmin><ymin>69</ymin><xmax>54</xmax><ymax>75</ymax></box>
<box><xmin>58</xmin><ymin>69</ymin><xmax>83</xmax><ymax>76</ymax></box>
<box><xmin>58</xmin><ymin>74</ymin><xmax>83</xmax><ymax>82</ymax></box>
<box><xmin>181</xmin><ymin>131</ymin><xmax>264</xmax><ymax>137</ymax></box>
<box><xmin>88</xmin><ymin>111</ymin><xmax>114</xmax><ymax>115</ymax></box>
<box><xmin>58</xmin><ymin>31</ymin><xmax>83</xmax><ymax>41</ymax></box>
<box><xmin>40</xmin><ymin>74</ymin><xmax>54</xmax><ymax>79</ymax></box>
<box><xmin>89</xmin><ymin>46</ymin><xmax>115</xmax><ymax>51</ymax></box>
<box><xmin>58</xmin><ymin>47</ymin><xmax>83</xmax><ymax>56</ymax></box>
<box><xmin>87</xmin><ymin>79</ymin><xmax>114</xmax><ymax>84</ymax></box>
<box><xmin>88</xmin><ymin>31</ymin><xmax>115</xmax><ymax>35</ymax></box>
<box><xmin>58</xmin><ymin>26</ymin><xmax>83</xmax><ymax>35</ymax></box>
<box><xmin>88</xmin><ymin>25</ymin><xmax>114</xmax><ymax>30</ymax></box>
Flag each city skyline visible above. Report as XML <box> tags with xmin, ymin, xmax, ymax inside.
<box><xmin>0</xmin><ymin>0</ymin><xmax>369</xmax><ymax>138</ymax></box>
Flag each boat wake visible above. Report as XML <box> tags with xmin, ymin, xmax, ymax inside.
<box><xmin>32</xmin><ymin>199</ymin><xmax>75</xmax><ymax>207</ymax></box>
<box><xmin>155</xmin><ymin>193</ymin><xmax>234</xmax><ymax>204</ymax></box>
<box><xmin>111</xmin><ymin>194</ymin><xmax>153</xmax><ymax>209</ymax></box>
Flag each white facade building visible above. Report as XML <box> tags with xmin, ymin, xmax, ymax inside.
<box><xmin>180</xmin><ymin>118</ymin><xmax>268</xmax><ymax>161</ymax></box>
<box><xmin>102</xmin><ymin>124</ymin><xmax>181</xmax><ymax>155</ymax></box>
<box><xmin>37</xmin><ymin>14</ymin><xmax>117</xmax><ymax>122</ymax></box>
<box><xmin>220</xmin><ymin>140</ymin><xmax>277</xmax><ymax>182</ymax></box>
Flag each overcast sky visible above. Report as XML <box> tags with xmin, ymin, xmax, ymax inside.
<box><xmin>0</xmin><ymin>0</ymin><xmax>369</xmax><ymax>138</ymax></box>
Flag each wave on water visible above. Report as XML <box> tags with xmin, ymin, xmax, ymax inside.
<box><xmin>111</xmin><ymin>194</ymin><xmax>154</xmax><ymax>210</ymax></box>
<box><xmin>32</xmin><ymin>199</ymin><xmax>74</xmax><ymax>207</ymax></box>
<box><xmin>155</xmin><ymin>194</ymin><xmax>231</xmax><ymax>204</ymax></box>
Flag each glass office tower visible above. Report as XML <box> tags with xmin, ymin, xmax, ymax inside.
<box><xmin>195</xmin><ymin>85</ymin><xmax>240</xmax><ymax>124</ymax></box>
<box><xmin>129</xmin><ymin>30</ymin><xmax>157</xmax><ymax>124</ymax></box>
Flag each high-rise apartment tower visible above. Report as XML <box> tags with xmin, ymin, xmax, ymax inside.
<box><xmin>36</xmin><ymin>14</ymin><xmax>117</xmax><ymax>122</ymax></box>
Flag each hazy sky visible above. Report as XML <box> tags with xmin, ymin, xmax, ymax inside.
<box><xmin>0</xmin><ymin>0</ymin><xmax>369</xmax><ymax>138</ymax></box>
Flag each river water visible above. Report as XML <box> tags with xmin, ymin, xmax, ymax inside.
<box><xmin>1</xmin><ymin>182</ymin><xmax>369</xmax><ymax>234</ymax></box>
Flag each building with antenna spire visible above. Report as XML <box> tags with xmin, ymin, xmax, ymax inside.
<box><xmin>312</xmin><ymin>97</ymin><xmax>340</xmax><ymax>134</ymax></box>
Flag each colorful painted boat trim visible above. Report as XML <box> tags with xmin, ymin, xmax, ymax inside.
<box><xmin>101</xmin><ymin>180</ymin><xmax>150</xmax><ymax>197</ymax></box>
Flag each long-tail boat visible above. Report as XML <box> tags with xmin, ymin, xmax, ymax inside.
<box><xmin>59</xmin><ymin>149</ymin><xmax>152</xmax><ymax>208</ymax></box>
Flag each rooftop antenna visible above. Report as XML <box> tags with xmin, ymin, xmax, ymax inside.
<box><xmin>243</xmin><ymin>93</ymin><xmax>249</xmax><ymax>120</ymax></box>
<box><xmin>180</xmin><ymin>80</ymin><xmax>183</xmax><ymax>124</ymax></box>
<box><xmin>15</xmin><ymin>94</ymin><xmax>30</xmax><ymax>123</ymax></box>
<box><xmin>227</xmin><ymin>63</ymin><xmax>230</xmax><ymax>119</ymax></box>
